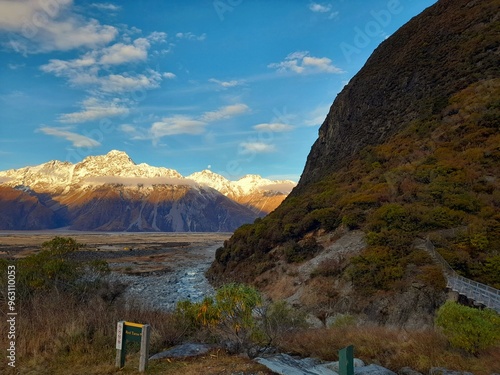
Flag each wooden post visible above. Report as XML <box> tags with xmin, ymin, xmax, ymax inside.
<box><xmin>115</xmin><ymin>321</ymin><xmax>151</xmax><ymax>372</ymax></box>
<box><xmin>139</xmin><ymin>324</ymin><xmax>151</xmax><ymax>372</ymax></box>
<box><xmin>115</xmin><ymin>321</ymin><xmax>126</xmax><ymax>368</ymax></box>
<box><xmin>339</xmin><ymin>345</ymin><xmax>354</xmax><ymax>375</ymax></box>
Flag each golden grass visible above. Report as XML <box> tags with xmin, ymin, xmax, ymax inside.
<box><xmin>2</xmin><ymin>287</ymin><xmax>499</xmax><ymax>374</ymax></box>
<box><xmin>281</xmin><ymin>325</ymin><xmax>500</xmax><ymax>375</ymax></box>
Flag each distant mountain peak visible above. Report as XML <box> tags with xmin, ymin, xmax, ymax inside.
<box><xmin>0</xmin><ymin>151</ymin><xmax>296</xmax><ymax>221</ymax></box>
<box><xmin>238</xmin><ymin>174</ymin><xmax>263</xmax><ymax>181</ymax></box>
<box><xmin>82</xmin><ymin>150</ymin><xmax>135</xmax><ymax>166</ymax></box>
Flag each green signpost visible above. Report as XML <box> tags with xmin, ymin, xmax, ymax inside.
<box><xmin>116</xmin><ymin>321</ymin><xmax>151</xmax><ymax>372</ymax></box>
<box><xmin>339</xmin><ymin>345</ymin><xmax>354</xmax><ymax>375</ymax></box>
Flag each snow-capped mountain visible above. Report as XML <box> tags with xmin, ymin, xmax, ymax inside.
<box><xmin>187</xmin><ymin>170</ymin><xmax>295</xmax><ymax>197</ymax></box>
<box><xmin>0</xmin><ymin>151</ymin><xmax>296</xmax><ymax>231</ymax></box>
<box><xmin>187</xmin><ymin>169</ymin><xmax>296</xmax><ymax>215</ymax></box>
<box><xmin>0</xmin><ymin>150</ymin><xmax>182</xmax><ymax>191</ymax></box>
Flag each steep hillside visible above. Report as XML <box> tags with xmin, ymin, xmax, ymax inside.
<box><xmin>300</xmin><ymin>0</ymin><xmax>500</xmax><ymax>188</ymax></box>
<box><xmin>207</xmin><ymin>0</ymin><xmax>500</xmax><ymax>325</ymax></box>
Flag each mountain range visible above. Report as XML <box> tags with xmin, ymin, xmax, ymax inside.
<box><xmin>0</xmin><ymin>150</ymin><xmax>295</xmax><ymax>231</ymax></box>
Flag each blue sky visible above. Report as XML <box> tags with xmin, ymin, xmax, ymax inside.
<box><xmin>0</xmin><ymin>0</ymin><xmax>437</xmax><ymax>181</ymax></box>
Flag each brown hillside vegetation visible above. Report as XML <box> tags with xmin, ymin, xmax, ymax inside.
<box><xmin>207</xmin><ymin>0</ymin><xmax>500</xmax><ymax>322</ymax></box>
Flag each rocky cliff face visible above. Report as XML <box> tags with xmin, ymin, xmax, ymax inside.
<box><xmin>298</xmin><ymin>0</ymin><xmax>499</xmax><ymax>189</ymax></box>
<box><xmin>0</xmin><ymin>151</ymin><xmax>295</xmax><ymax>231</ymax></box>
<box><xmin>207</xmin><ymin>0</ymin><xmax>500</xmax><ymax>327</ymax></box>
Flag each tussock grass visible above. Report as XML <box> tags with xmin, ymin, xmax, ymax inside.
<box><xmin>281</xmin><ymin>325</ymin><xmax>500</xmax><ymax>375</ymax></box>
<box><xmin>2</xmin><ymin>286</ymin><xmax>499</xmax><ymax>374</ymax></box>
<box><xmin>0</xmin><ymin>288</ymin><xmax>183</xmax><ymax>374</ymax></box>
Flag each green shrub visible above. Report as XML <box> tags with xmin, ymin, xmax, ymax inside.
<box><xmin>176</xmin><ymin>283</ymin><xmax>262</xmax><ymax>353</ymax></box>
<box><xmin>369</xmin><ymin>203</ymin><xmax>420</xmax><ymax>232</ymax></box>
<box><xmin>416</xmin><ymin>265</ymin><xmax>447</xmax><ymax>290</ymax></box>
<box><xmin>365</xmin><ymin>229</ymin><xmax>415</xmax><ymax>251</ymax></box>
<box><xmin>346</xmin><ymin>246</ymin><xmax>405</xmax><ymax>293</ymax></box>
<box><xmin>435</xmin><ymin>301</ymin><xmax>500</xmax><ymax>355</ymax></box>
<box><xmin>426</xmin><ymin>206</ymin><xmax>466</xmax><ymax>228</ymax></box>
<box><xmin>341</xmin><ymin>208</ymin><xmax>365</xmax><ymax>230</ymax></box>
<box><xmin>480</xmin><ymin>255</ymin><xmax>500</xmax><ymax>289</ymax></box>
<box><xmin>260</xmin><ymin>300</ymin><xmax>308</xmax><ymax>345</ymax></box>
<box><xmin>284</xmin><ymin>237</ymin><xmax>322</xmax><ymax>263</ymax></box>
<box><xmin>5</xmin><ymin>237</ymin><xmax>108</xmax><ymax>300</ymax></box>
<box><xmin>16</xmin><ymin>237</ymin><xmax>80</xmax><ymax>297</ymax></box>
<box><xmin>329</xmin><ymin>314</ymin><xmax>357</xmax><ymax>328</ymax></box>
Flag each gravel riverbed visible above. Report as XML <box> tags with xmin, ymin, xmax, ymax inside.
<box><xmin>0</xmin><ymin>232</ymin><xmax>229</xmax><ymax>310</ymax></box>
<box><xmin>105</xmin><ymin>243</ymin><xmax>220</xmax><ymax>310</ymax></box>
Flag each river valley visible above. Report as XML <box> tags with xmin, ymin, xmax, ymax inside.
<box><xmin>0</xmin><ymin>231</ymin><xmax>231</xmax><ymax>310</ymax></box>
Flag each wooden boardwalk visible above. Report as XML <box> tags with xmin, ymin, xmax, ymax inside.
<box><xmin>417</xmin><ymin>238</ymin><xmax>500</xmax><ymax>313</ymax></box>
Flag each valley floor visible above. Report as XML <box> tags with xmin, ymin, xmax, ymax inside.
<box><xmin>0</xmin><ymin>231</ymin><xmax>231</xmax><ymax>309</ymax></box>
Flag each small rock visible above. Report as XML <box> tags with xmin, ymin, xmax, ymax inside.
<box><xmin>149</xmin><ymin>343</ymin><xmax>212</xmax><ymax>360</ymax></box>
<box><xmin>323</xmin><ymin>358</ymin><xmax>365</xmax><ymax>372</ymax></box>
<box><xmin>256</xmin><ymin>353</ymin><xmax>336</xmax><ymax>375</ymax></box>
<box><xmin>355</xmin><ymin>364</ymin><xmax>397</xmax><ymax>375</ymax></box>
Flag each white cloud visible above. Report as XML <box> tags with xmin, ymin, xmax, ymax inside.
<box><xmin>7</xmin><ymin>63</ymin><xmax>25</xmax><ymax>70</ymax></box>
<box><xmin>41</xmin><ymin>54</ymin><xmax>99</xmax><ymax>86</ymax></box>
<box><xmin>58</xmin><ymin>97</ymin><xmax>129</xmax><ymax>123</ymax></box>
<box><xmin>99</xmin><ymin>70</ymin><xmax>163</xmax><ymax>93</ymax></box>
<box><xmin>239</xmin><ymin>142</ymin><xmax>276</xmax><ymax>154</ymax></box>
<box><xmin>309</xmin><ymin>3</ymin><xmax>338</xmax><ymax>19</ymax></box>
<box><xmin>147</xmin><ymin>31</ymin><xmax>167</xmax><ymax>43</ymax></box>
<box><xmin>90</xmin><ymin>3</ymin><xmax>121</xmax><ymax>11</ymax></box>
<box><xmin>208</xmin><ymin>78</ymin><xmax>243</xmax><ymax>88</ymax></box>
<box><xmin>200</xmin><ymin>103</ymin><xmax>249</xmax><ymax>122</ymax></box>
<box><xmin>99</xmin><ymin>38</ymin><xmax>149</xmax><ymax>65</ymax></box>
<box><xmin>175</xmin><ymin>32</ymin><xmax>206</xmax><ymax>41</ymax></box>
<box><xmin>151</xmin><ymin>116</ymin><xmax>206</xmax><ymax>138</ymax></box>
<box><xmin>119</xmin><ymin>124</ymin><xmax>150</xmax><ymax>140</ymax></box>
<box><xmin>120</xmin><ymin>124</ymin><xmax>136</xmax><ymax>133</ymax></box>
<box><xmin>0</xmin><ymin>0</ymin><xmax>117</xmax><ymax>53</ymax></box>
<box><xmin>304</xmin><ymin>105</ymin><xmax>330</xmax><ymax>126</ymax></box>
<box><xmin>309</xmin><ymin>3</ymin><xmax>331</xmax><ymax>13</ymax></box>
<box><xmin>41</xmin><ymin>37</ymin><xmax>152</xmax><ymax>75</ymax></box>
<box><xmin>145</xmin><ymin>103</ymin><xmax>250</xmax><ymax>144</ymax></box>
<box><xmin>328</xmin><ymin>11</ymin><xmax>339</xmax><ymax>19</ymax></box>
<box><xmin>253</xmin><ymin>123</ymin><xmax>294</xmax><ymax>132</ymax></box>
<box><xmin>268</xmin><ymin>51</ymin><xmax>344</xmax><ymax>75</ymax></box>
<box><xmin>85</xmin><ymin>176</ymin><xmax>196</xmax><ymax>187</ymax></box>
<box><xmin>163</xmin><ymin>72</ymin><xmax>176</xmax><ymax>79</ymax></box>
<box><xmin>39</xmin><ymin>127</ymin><xmax>101</xmax><ymax>148</ymax></box>
<box><xmin>258</xmin><ymin>182</ymin><xmax>297</xmax><ymax>194</ymax></box>
<box><xmin>40</xmin><ymin>35</ymin><xmax>167</xmax><ymax>94</ymax></box>
<box><xmin>302</xmin><ymin>56</ymin><xmax>342</xmax><ymax>73</ymax></box>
